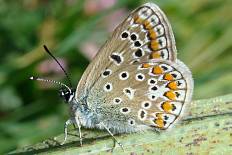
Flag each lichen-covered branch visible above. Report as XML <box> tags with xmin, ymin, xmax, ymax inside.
<box><xmin>8</xmin><ymin>94</ymin><xmax>232</xmax><ymax>155</ymax></box>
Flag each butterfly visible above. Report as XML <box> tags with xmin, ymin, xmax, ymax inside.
<box><xmin>31</xmin><ymin>2</ymin><xmax>193</xmax><ymax>149</ymax></box>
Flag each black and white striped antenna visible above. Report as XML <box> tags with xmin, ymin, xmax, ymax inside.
<box><xmin>30</xmin><ymin>45</ymin><xmax>73</xmax><ymax>90</ymax></box>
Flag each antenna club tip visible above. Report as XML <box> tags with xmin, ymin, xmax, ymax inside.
<box><xmin>30</xmin><ymin>76</ymin><xmax>36</xmax><ymax>80</ymax></box>
<box><xmin>43</xmin><ymin>45</ymin><xmax>48</xmax><ymax>49</ymax></box>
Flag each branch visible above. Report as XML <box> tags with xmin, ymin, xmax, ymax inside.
<box><xmin>8</xmin><ymin>94</ymin><xmax>232</xmax><ymax>155</ymax></box>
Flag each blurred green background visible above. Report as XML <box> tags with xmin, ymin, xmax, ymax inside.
<box><xmin>0</xmin><ymin>0</ymin><xmax>231</xmax><ymax>154</ymax></box>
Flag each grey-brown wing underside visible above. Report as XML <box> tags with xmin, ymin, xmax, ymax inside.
<box><xmin>76</xmin><ymin>3</ymin><xmax>177</xmax><ymax>96</ymax></box>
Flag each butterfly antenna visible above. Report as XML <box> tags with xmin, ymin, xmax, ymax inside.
<box><xmin>43</xmin><ymin>45</ymin><xmax>73</xmax><ymax>88</ymax></box>
<box><xmin>30</xmin><ymin>76</ymin><xmax>71</xmax><ymax>91</ymax></box>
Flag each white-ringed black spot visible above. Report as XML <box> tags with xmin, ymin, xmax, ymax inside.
<box><xmin>123</xmin><ymin>87</ymin><xmax>135</xmax><ymax>100</ymax></box>
<box><xmin>119</xmin><ymin>71</ymin><xmax>129</xmax><ymax>80</ymax></box>
<box><xmin>113</xmin><ymin>97</ymin><xmax>122</xmax><ymax>104</ymax></box>
<box><xmin>148</xmin><ymin>94</ymin><xmax>156</xmax><ymax>101</ymax></box>
<box><xmin>125</xmin><ymin>89</ymin><xmax>131</xmax><ymax>94</ymax></box>
<box><xmin>141</xmin><ymin>101</ymin><xmax>151</xmax><ymax>109</ymax></box>
<box><xmin>151</xmin><ymin>86</ymin><xmax>158</xmax><ymax>91</ymax></box>
<box><xmin>122</xmin><ymin>73</ymin><xmax>127</xmax><ymax>78</ymax></box>
<box><xmin>120</xmin><ymin>107</ymin><xmax>130</xmax><ymax>114</ymax></box>
<box><xmin>134</xmin><ymin>41</ymin><xmax>142</xmax><ymax>47</ymax></box>
<box><xmin>101</xmin><ymin>69</ymin><xmax>112</xmax><ymax>78</ymax></box>
<box><xmin>148</xmin><ymin>78</ymin><xmax>157</xmax><ymax>85</ymax></box>
<box><xmin>141</xmin><ymin>111</ymin><xmax>145</xmax><ymax>118</ymax></box>
<box><xmin>130</xmin><ymin>33</ymin><xmax>137</xmax><ymax>41</ymax></box>
<box><xmin>144</xmin><ymin>103</ymin><xmax>149</xmax><ymax>107</ymax></box>
<box><xmin>103</xmin><ymin>70</ymin><xmax>110</xmax><ymax>76</ymax></box>
<box><xmin>128</xmin><ymin>119</ymin><xmax>135</xmax><ymax>126</ymax></box>
<box><xmin>134</xmin><ymin>49</ymin><xmax>143</xmax><ymax>58</ymax></box>
<box><xmin>121</xmin><ymin>31</ymin><xmax>129</xmax><ymax>39</ymax></box>
<box><xmin>138</xmin><ymin>109</ymin><xmax>147</xmax><ymax>120</ymax></box>
<box><xmin>122</xmin><ymin>108</ymin><xmax>128</xmax><ymax>112</ymax></box>
<box><xmin>136</xmin><ymin>73</ymin><xmax>145</xmax><ymax>81</ymax></box>
<box><xmin>103</xmin><ymin>83</ymin><xmax>113</xmax><ymax>92</ymax></box>
<box><xmin>110</xmin><ymin>54</ymin><xmax>122</xmax><ymax>64</ymax></box>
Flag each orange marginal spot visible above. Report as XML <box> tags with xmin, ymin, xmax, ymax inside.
<box><xmin>168</xmin><ymin>81</ymin><xmax>178</xmax><ymax>90</ymax></box>
<box><xmin>164</xmin><ymin>73</ymin><xmax>174</xmax><ymax>81</ymax></box>
<box><xmin>142</xmin><ymin>63</ymin><xmax>151</xmax><ymax>68</ymax></box>
<box><xmin>143</xmin><ymin>20</ymin><xmax>152</xmax><ymax>29</ymax></box>
<box><xmin>164</xmin><ymin>91</ymin><xmax>176</xmax><ymax>100</ymax></box>
<box><xmin>161</xmin><ymin>101</ymin><xmax>173</xmax><ymax>112</ymax></box>
<box><xmin>152</xmin><ymin>66</ymin><xmax>163</xmax><ymax>74</ymax></box>
<box><xmin>154</xmin><ymin>118</ymin><xmax>164</xmax><ymax>128</ymax></box>
<box><xmin>134</xmin><ymin>15</ymin><xmax>143</xmax><ymax>24</ymax></box>
<box><xmin>150</xmin><ymin>51</ymin><xmax>160</xmax><ymax>59</ymax></box>
<box><xmin>149</xmin><ymin>29</ymin><xmax>157</xmax><ymax>39</ymax></box>
<box><xmin>150</xmin><ymin>40</ymin><xmax>159</xmax><ymax>50</ymax></box>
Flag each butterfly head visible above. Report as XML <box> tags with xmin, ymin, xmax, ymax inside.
<box><xmin>30</xmin><ymin>45</ymin><xmax>76</xmax><ymax>104</ymax></box>
<box><xmin>30</xmin><ymin>76</ymin><xmax>76</xmax><ymax>104</ymax></box>
<box><xmin>59</xmin><ymin>87</ymin><xmax>76</xmax><ymax>103</ymax></box>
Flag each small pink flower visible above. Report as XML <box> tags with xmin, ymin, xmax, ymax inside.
<box><xmin>84</xmin><ymin>0</ymin><xmax>116</xmax><ymax>15</ymax></box>
<box><xmin>37</xmin><ymin>58</ymin><xmax>67</xmax><ymax>74</ymax></box>
<box><xmin>36</xmin><ymin>59</ymin><xmax>68</xmax><ymax>89</ymax></box>
<box><xmin>80</xmin><ymin>42</ymin><xmax>99</xmax><ymax>60</ymax></box>
<box><xmin>103</xmin><ymin>8</ymin><xmax>128</xmax><ymax>32</ymax></box>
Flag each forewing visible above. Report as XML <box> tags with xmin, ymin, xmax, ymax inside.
<box><xmin>90</xmin><ymin>59</ymin><xmax>193</xmax><ymax>129</ymax></box>
<box><xmin>76</xmin><ymin>3</ymin><xmax>177</xmax><ymax>96</ymax></box>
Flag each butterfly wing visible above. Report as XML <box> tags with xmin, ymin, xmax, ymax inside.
<box><xmin>88</xmin><ymin>59</ymin><xmax>193</xmax><ymax>131</ymax></box>
<box><xmin>76</xmin><ymin>3</ymin><xmax>177</xmax><ymax>96</ymax></box>
<box><xmin>74</xmin><ymin>3</ymin><xmax>192</xmax><ymax>132</ymax></box>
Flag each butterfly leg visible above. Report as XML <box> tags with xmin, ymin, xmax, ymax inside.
<box><xmin>99</xmin><ymin>122</ymin><xmax>124</xmax><ymax>151</ymax></box>
<box><xmin>60</xmin><ymin>118</ymin><xmax>74</xmax><ymax>145</ymax></box>
<box><xmin>74</xmin><ymin>116</ymin><xmax>83</xmax><ymax>146</ymax></box>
